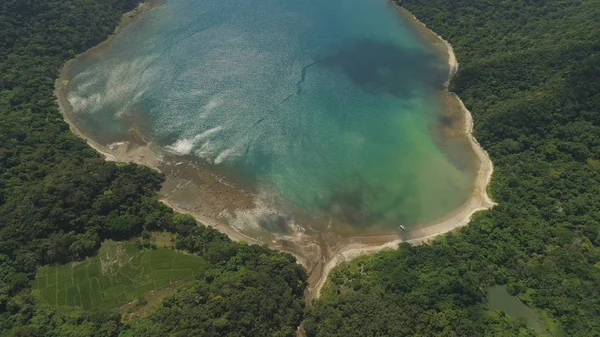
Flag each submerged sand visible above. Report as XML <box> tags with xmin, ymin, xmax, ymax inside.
<box><xmin>306</xmin><ymin>6</ymin><xmax>496</xmax><ymax>301</ymax></box>
<box><xmin>55</xmin><ymin>2</ymin><xmax>495</xmax><ymax>303</ymax></box>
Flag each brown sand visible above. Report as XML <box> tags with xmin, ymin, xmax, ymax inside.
<box><xmin>54</xmin><ymin>2</ymin><xmax>495</xmax><ymax>305</ymax></box>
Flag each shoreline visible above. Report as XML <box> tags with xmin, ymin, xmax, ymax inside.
<box><xmin>396</xmin><ymin>7</ymin><xmax>458</xmax><ymax>81</ymax></box>
<box><xmin>307</xmin><ymin>5</ymin><xmax>496</xmax><ymax>300</ymax></box>
<box><xmin>55</xmin><ymin>0</ymin><xmax>166</xmax><ymax>170</ymax></box>
<box><xmin>54</xmin><ymin>1</ymin><xmax>496</xmax><ymax>303</ymax></box>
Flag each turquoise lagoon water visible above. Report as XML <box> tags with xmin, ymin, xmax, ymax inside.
<box><xmin>66</xmin><ymin>0</ymin><xmax>477</xmax><ymax>231</ymax></box>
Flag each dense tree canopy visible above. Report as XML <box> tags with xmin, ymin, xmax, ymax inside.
<box><xmin>2</xmin><ymin>0</ymin><xmax>600</xmax><ymax>335</ymax></box>
<box><xmin>0</xmin><ymin>0</ymin><xmax>306</xmax><ymax>336</ymax></box>
<box><xmin>305</xmin><ymin>0</ymin><xmax>600</xmax><ymax>336</ymax></box>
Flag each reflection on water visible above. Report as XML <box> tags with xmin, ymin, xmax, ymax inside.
<box><xmin>318</xmin><ymin>40</ymin><xmax>448</xmax><ymax>98</ymax></box>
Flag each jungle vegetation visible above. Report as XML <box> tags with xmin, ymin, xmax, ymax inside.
<box><xmin>304</xmin><ymin>0</ymin><xmax>600</xmax><ymax>336</ymax></box>
<box><xmin>0</xmin><ymin>0</ymin><xmax>306</xmax><ymax>336</ymax></box>
<box><xmin>2</xmin><ymin>0</ymin><xmax>600</xmax><ymax>336</ymax></box>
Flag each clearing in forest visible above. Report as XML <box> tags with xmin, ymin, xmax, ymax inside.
<box><xmin>33</xmin><ymin>240</ymin><xmax>207</xmax><ymax>310</ymax></box>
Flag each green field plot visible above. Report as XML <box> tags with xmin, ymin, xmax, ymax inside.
<box><xmin>33</xmin><ymin>240</ymin><xmax>208</xmax><ymax>310</ymax></box>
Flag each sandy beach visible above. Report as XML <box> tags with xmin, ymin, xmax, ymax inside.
<box><xmin>305</xmin><ymin>6</ymin><xmax>497</xmax><ymax>300</ymax></box>
<box><xmin>54</xmin><ymin>1</ymin><xmax>495</xmax><ymax>303</ymax></box>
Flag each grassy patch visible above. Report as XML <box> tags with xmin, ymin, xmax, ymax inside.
<box><xmin>33</xmin><ymin>240</ymin><xmax>207</xmax><ymax>311</ymax></box>
<box><xmin>120</xmin><ymin>279</ymin><xmax>191</xmax><ymax>319</ymax></box>
<box><xmin>152</xmin><ymin>231</ymin><xmax>176</xmax><ymax>247</ymax></box>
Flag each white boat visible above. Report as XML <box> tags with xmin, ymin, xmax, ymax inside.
<box><xmin>397</xmin><ymin>225</ymin><xmax>406</xmax><ymax>232</ymax></box>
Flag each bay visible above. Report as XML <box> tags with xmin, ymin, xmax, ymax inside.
<box><xmin>65</xmin><ymin>0</ymin><xmax>477</xmax><ymax>233</ymax></box>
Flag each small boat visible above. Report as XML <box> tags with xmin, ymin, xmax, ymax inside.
<box><xmin>397</xmin><ymin>225</ymin><xmax>406</xmax><ymax>232</ymax></box>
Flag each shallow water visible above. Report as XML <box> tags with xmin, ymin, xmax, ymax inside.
<box><xmin>487</xmin><ymin>285</ymin><xmax>543</xmax><ymax>332</ymax></box>
<box><xmin>66</xmin><ymin>0</ymin><xmax>477</xmax><ymax>233</ymax></box>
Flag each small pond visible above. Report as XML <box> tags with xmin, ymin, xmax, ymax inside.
<box><xmin>487</xmin><ymin>285</ymin><xmax>543</xmax><ymax>333</ymax></box>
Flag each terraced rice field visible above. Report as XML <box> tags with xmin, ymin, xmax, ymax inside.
<box><xmin>33</xmin><ymin>240</ymin><xmax>207</xmax><ymax>310</ymax></box>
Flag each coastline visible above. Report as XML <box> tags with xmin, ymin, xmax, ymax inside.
<box><xmin>55</xmin><ymin>0</ymin><xmax>166</xmax><ymax>170</ymax></box>
<box><xmin>53</xmin><ymin>1</ymin><xmax>496</xmax><ymax>303</ymax></box>
<box><xmin>396</xmin><ymin>7</ymin><xmax>458</xmax><ymax>81</ymax></box>
<box><xmin>306</xmin><ymin>5</ymin><xmax>496</xmax><ymax>300</ymax></box>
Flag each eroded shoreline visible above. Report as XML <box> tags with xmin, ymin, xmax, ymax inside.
<box><xmin>54</xmin><ymin>1</ymin><xmax>496</xmax><ymax>303</ymax></box>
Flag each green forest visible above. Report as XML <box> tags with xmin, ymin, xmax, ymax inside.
<box><xmin>0</xmin><ymin>0</ymin><xmax>306</xmax><ymax>336</ymax></box>
<box><xmin>305</xmin><ymin>0</ymin><xmax>600</xmax><ymax>336</ymax></box>
<box><xmin>1</xmin><ymin>0</ymin><xmax>600</xmax><ymax>336</ymax></box>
